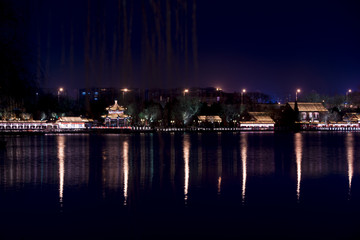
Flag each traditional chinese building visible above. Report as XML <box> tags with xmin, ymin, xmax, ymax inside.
<box><xmin>197</xmin><ymin>115</ymin><xmax>222</xmax><ymax>127</ymax></box>
<box><xmin>287</xmin><ymin>102</ymin><xmax>328</xmax><ymax>123</ymax></box>
<box><xmin>239</xmin><ymin>112</ymin><xmax>275</xmax><ymax>130</ymax></box>
<box><xmin>102</xmin><ymin>100</ymin><xmax>131</xmax><ymax>127</ymax></box>
<box><xmin>343</xmin><ymin>112</ymin><xmax>360</xmax><ymax>124</ymax></box>
<box><xmin>56</xmin><ymin>117</ymin><xmax>89</xmax><ymax>129</ymax></box>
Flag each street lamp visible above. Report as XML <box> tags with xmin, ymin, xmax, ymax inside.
<box><xmin>58</xmin><ymin>87</ymin><xmax>64</xmax><ymax>102</ymax></box>
<box><xmin>295</xmin><ymin>89</ymin><xmax>301</xmax><ymax>101</ymax></box>
<box><xmin>346</xmin><ymin>89</ymin><xmax>352</xmax><ymax>108</ymax></box>
<box><xmin>184</xmin><ymin>89</ymin><xmax>189</xmax><ymax>97</ymax></box>
<box><xmin>122</xmin><ymin>88</ymin><xmax>129</xmax><ymax>102</ymax></box>
<box><xmin>241</xmin><ymin>89</ymin><xmax>246</xmax><ymax>104</ymax></box>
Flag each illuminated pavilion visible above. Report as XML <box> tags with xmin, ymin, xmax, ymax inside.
<box><xmin>102</xmin><ymin>100</ymin><xmax>131</xmax><ymax>127</ymax></box>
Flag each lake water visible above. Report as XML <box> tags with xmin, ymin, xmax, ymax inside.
<box><xmin>0</xmin><ymin>132</ymin><xmax>360</xmax><ymax>239</ymax></box>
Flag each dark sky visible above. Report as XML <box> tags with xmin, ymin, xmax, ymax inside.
<box><xmin>24</xmin><ymin>0</ymin><xmax>360</xmax><ymax>97</ymax></box>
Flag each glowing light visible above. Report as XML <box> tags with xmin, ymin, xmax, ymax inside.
<box><xmin>123</xmin><ymin>141</ymin><xmax>129</xmax><ymax>205</ymax></box>
<box><xmin>123</xmin><ymin>88</ymin><xmax>128</xmax><ymax>92</ymax></box>
<box><xmin>348</xmin><ymin>89</ymin><xmax>352</xmax><ymax>93</ymax></box>
<box><xmin>217</xmin><ymin>176</ymin><xmax>222</xmax><ymax>195</ymax></box>
<box><xmin>295</xmin><ymin>133</ymin><xmax>302</xmax><ymax>202</ymax></box>
<box><xmin>183</xmin><ymin>135</ymin><xmax>190</xmax><ymax>204</ymax></box>
<box><xmin>217</xmin><ymin>135</ymin><xmax>222</xmax><ymax>195</ymax></box>
<box><xmin>57</xmin><ymin>135</ymin><xmax>65</xmax><ymax>205</ymax></box>
<box><xmin>296</xmin><ymin>89</ymin><xmax>301</xmax><ymax>101</ymax></box>
<box><xmin>241</xmin><ymin>134</ymin><xmax>247</xmax><ymax>204</ymax></box>
<box><xmin>242</xmin><ymin>89</ymin><xmax>246</xmax><ymax>93</ymax></box>
<box><xmin>346</xmin><ymin>133</ymin><xmax>354</xmax><ymax>199</ymax></box>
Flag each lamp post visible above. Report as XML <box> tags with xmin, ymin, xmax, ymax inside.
<box><xmin>241</xmin><ymin>89</ymin><xmax>246</xmax><ymax>110</ymax></box>
<box><xmin>184</xmin><ymin>89</ymin><xmax>189</xmax><ymax>97</ymax></box>
<box><xmin>346</xmin><ymin>89</ymin><xmax>352</xmax><ymax>108</ymax></box>
<box><xmin>295</xmin><ymin>89</ymin><xmax>301</xmax><ymax>101</ymax></box>
<box><xmin>122</xmin><ymin>88</ymin><xmax>128</xmax><ymax>103</ymax></box>
<box><xmin>58</xmin><ymin>87</ymin><xmax>64</xmax><ymax>103</ymax></box>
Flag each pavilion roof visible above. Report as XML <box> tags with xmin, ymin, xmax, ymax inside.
<box><xmin>288</xmin><ymin>102</ymin><xmax>328</xmax><ymax>112</ymax></box>
<box><xmin>198</xmin><ymin>115</ymin><xmax>222</xmax><ymax>122</ymax></box>
<box><xmin>343</xmin><ymin>112</ymin><xmax>360</xmax><ymax>121</ymax></box>
<box><xmin>57</xmin><ymin>117</ymin><xmax>89</xmax><ymax>122</ymax></box>
<box><xmin>101</xmin><ymin>113</ymin><xmax>129</xmax><ymax>119</ymax></box>
<box><xmin>247</xmin><ymin>112</ymin><xmax>275</xmax><ymax>124</ymax></box>
<box><xmin>106</xmin><ymin>100</ymin><xmax>125</xmax><ymax>111</ymax></box>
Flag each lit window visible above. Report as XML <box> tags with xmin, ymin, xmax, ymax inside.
<box><xmin>95</xmin><ymin>92</ymin><xmax>99</xmax><ymax>95</ymax></box>
<box><xmin>94</xmin><ymin>98</ymin><xmax>98</xmax><ymax>101</ymax></box>
<box><xmin>82</xmin><ymin>92</ymin><xmax>86</xmax><ymax>95</ymax></box>
<box><xmin>301</xmin><ymin>112</ymin><xmax>307</xmax><ymax>120</ymax></box>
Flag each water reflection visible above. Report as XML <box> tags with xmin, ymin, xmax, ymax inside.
<box><xmin>140</xmin><ymin>133</ymin><xmax>146</xmax><ymax>188</ymax></box>
<box><xmin>217</xmin><ymin>134</ymin><xmax>222</xmax><ymax>195</ymax></box>
<box><xmin>183</xmin><ymin>134</ymin><xmax>190</xmax><ymax>203</ymax></box>
<box><xmin>123</xmin><ymin>140</ymin><xmax>129</xmax><ymax>205</ymax></box>
<box><xmin>295</xmin><ymin>133</ymin><xmax>302</xmax><ymax>202</ymax></box>
<box><xmin>1</xmin><ymin>132</ymin><xmax>360</xmax><ymax>212</ymax></box>
<box><xmin>171</xmin><ymin>133</ymin><xmax>175</xmax><ymax>187</ymax></box>
<box><xmin>57</xmin><ymin>135</ymin><xmax>65</xmax><ymax>205</ymax></box>
<box><xmin>346</xmin><ymin>133</ymin><xmax>354</xmax><ymax>198</ymax></box>
<box><xmin>241</xmin><ymin>134</ymin><xmax>247</xmax><ymax>204</ymax></box>
<box><xmin>217</xmin><ymin>176</ymin><xmax>222</xmax><ymax>195</ymax></box>
<box><xmin>197</xmin><ymin>133</ymin><xmax>203</xmax><ymax>184</ymax></box>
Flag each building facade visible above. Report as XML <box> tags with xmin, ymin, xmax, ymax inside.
<box><xmin>287</xmin><ymin>102</ymin><xmax>328</xmax><ymax>123</ymax></box>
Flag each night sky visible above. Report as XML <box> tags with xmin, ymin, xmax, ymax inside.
<box><xmin>22</xmin><ymin>0</ymin><xmax>360</xmax><ymax>96</ymax></box>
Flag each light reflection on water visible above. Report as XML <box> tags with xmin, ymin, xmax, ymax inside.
<box><xmin>346</xmin><ymin>133</ymin><xmax>354</xmax><ymax>198</ymax></box>
<box><xmin>217</xmin><ymin>133</ymin><xmax>222</xmax><ymax>196</ymax></box>
<box><xmin>0</xmin><ymin>132</ymin><xmax>359</xmax><ymax>207</ymax></box>
<box><xmin>58</xmin><ymin>135</ymin><xmax>65</xmax><ymax>205</ymax></box>
<box><xmin>123</xmin><ymin>140</ymin><xmax>129</xmax><ymax>205</ymax></box>
<box><xmin>1</xmin><ymin>132</ymin><xmax>360</xmax><ymax>238</ymax></box>
<box><xmin>295</xmin><ymin>133</ymin><xmax>302</xmax><ymax>202</ymax></box>
<box><xmin>241</xmin><ymin>133</ymin><xmax>247</xmax><ymax>204</ymax></box>
<box><xmin>183</xmin><ymin>134</ymin><xmax>190</xmax><ymax>203</ymax></box>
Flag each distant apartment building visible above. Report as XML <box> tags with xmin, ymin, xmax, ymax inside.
<box><xmin>79</xmin><ymin>88</ymin><xmax>119</xmax><ymax>103</ymax></box>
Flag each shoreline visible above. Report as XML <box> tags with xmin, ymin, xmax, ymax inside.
<box><xmin>1</xmin><ymin>126</ymin><xmax>360</xmax><ymax>135</ymax></box>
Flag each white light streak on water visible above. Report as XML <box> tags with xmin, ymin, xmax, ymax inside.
<box><xmin>183</xmin><ymin>135</ymin><xmax>190</xmax><ymax>204</ymax></box>
<box><xmin>295</xmin><ymin>133</ymin><xmax>302</xmax><ymax>202</ymax></box>
<box><xmin>57</xmin><ymin>135</ymin><xmax>65</xmax><ymax>205</ymax></box>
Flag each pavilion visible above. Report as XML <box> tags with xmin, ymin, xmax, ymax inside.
<box><xmin>102</xmin><ymin>100</ymin><xmax>131</xmax><ymax>127</ymax></box>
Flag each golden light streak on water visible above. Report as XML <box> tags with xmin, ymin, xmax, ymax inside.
<box><xmin>217</xmin><ymin>176</ymin><xmax>222</xmax><ymax>195</ymax></box>
<box><xmin>57</xmin><ymin>135</ymin><xmax>65</xmax><ymax>205</ymax></box>
<box><xmin>217</xmin><ymin>134</ymin><xmax>222</xmax><ymax>196</ymax></box>
<box><xmin>123</xmin><ymin>141</ymin><xmax>129</xmax><ymax>206</ymax></box>
<box><xmin>183</xmin><ymin>135</ymin><xmax>190</xmax><ymax>204</ymax></box>
<box><xmin>241</xmin><ymin>134</ymin><xmax>247</xmax><ymax>204</ymax></box>
<box><xmin>346</xmin><ymin>133</ymin><xmax>354</xmax><ymax>199</ymax></box>
<box><xmin>295</xmin><ymin>133</ymin><xmax>302</xmax><ymax>202</ymax></box>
